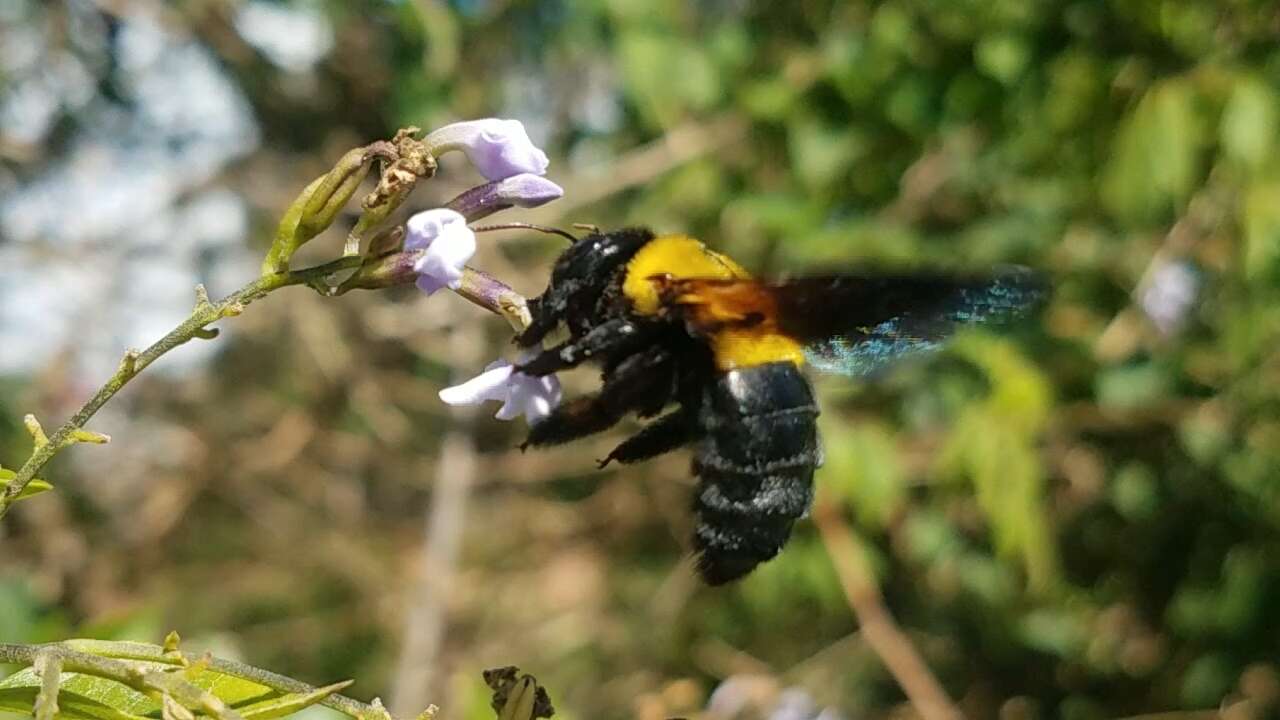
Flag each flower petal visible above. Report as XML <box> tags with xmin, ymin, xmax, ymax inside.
<box><xmin>425</xmin><ymin>118</ymin><xmax>550</xmax><ymax>181</ymax></box>
<box><xmin>438</xmin><ymin>360</ymin><xmax>514</xmax><ymax>406</ymax></box>
<box><xmin>415</xmin><ymin>273</ymin><xmax>448</xmax><ymax>296</ymax></box>
<box><xmin>522</xmin><ymin>374</ymin><xmax>562</xmax><ymax>424</ymax></box>
<box><xmin>405</xmin><ymin>208</ymin><xmax>476</xmax><ymax>293</ymax></box>
<box><xmin>440</xmin><ymin>355</ymin><xmax>563</xmax><ymax>424</ymax></box>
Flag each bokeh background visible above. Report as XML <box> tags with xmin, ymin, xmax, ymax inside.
<box><xmin>3</xmin><ymin>1</ymin><xmax>1280</xmax><ymax>719</ymax></box>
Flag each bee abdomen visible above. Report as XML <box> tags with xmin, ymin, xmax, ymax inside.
<box><xmin>693</xmin><ymin>362</ymin><xmax>821</xmax><ymax>585</ymax></box>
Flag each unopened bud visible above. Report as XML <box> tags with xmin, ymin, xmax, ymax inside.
<box><xmin>445</xmin><ymin>174</ymin><xmax>564</xmax><ymax>222</ymax></box>
<box><xmin>336</xmin><ymin>249</ymin><xmax>425</xmax><ymax>293</ymax></box>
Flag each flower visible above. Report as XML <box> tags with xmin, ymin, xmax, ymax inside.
<box><xmin>425</xmin><ymin>118</ymin><xmax>550</xmax><ymax>181</ymax></box>
<box><xmin>438</xmin><ymin>357</ymin><xmax>562</xmax><ymax>424</ymax></box>
<box><xmin>706</xmin><ymin>677</ymin><xmax>845</xmax><ymax>720</ymax></box>
<box><xmin>1140</xmin><ymin>259</ymin><xmax>1199</xmax><ymax>335</ymax></box>
<box><xmin>446</xmin><ymin>173</ymin><xmax>565</xmax><ymax>222</ymax></box>
<box><xmin>404</xmin><ymin>208</ymin><xmax>476</xmax><ymax>295</ymax></box>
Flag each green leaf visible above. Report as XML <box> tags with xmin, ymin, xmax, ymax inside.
<box><xmin>1242</xmin><ymin>181</ymin><xmax>1280</xmax><ymax>281</ymax></box>
<box><xmin>0</xmin><ymin>467</ymin><xmax>53</xmax><ymax>501</ymax></box>
<box><xmin>1102</xmin><ymin>78</ymin><xmax>1203</xmax><ymax>225</ymax></box>
<box><xmin>1017</xmin><ymin>608</ymin><xmax>1087</xmax><ymax>658</ymax></box>
<box><xmin>0</xmin><ymin>648</ymin><xmax>349</xmax><ymax>720</ymax></box>
<box><xmin>1094</xmin><ymin>362</ymin><xmax>1170</xmax><ymax>410</ymax></box>
<box><xmin>238</xmin><ymin>681</ymin><xmax>353</xmax><ymax>720</ymax></box>
<box><xmin>787</xmin><ymin>115</ymin><xmax>862</xmax><ymax>191</ymax></box>
<box><xmin>819</xmin><ymin>420</ymin><xmax>904</xmax><ymax>530</ymax></box>
<box><xmin>617</xmin><ymin>31</ymin><xmax>720</xmax><ymax>128</ymax></box>
<box><xmin>0</xmin><ymin>669</ymin><xmax>156</xmax><ymax>719</ymax></box>
<box><xmin>974</xmin><ymin>32</ymin><xmax>1030</xmax><ymax>85</ymax></box>
<box><xmin>938</xmin><ymin>336</ymin><xmax>1058</xmax><ymax>591</ymax></box>
<box><xmin>0</xmin><ymin>681</ymin><xmax>151</xmax><ymax>720</ymax></box>
<box><xmin>1221</xmin><ymin>76</ymin><xmax>1277</xmax><ymax>173</ymax></box>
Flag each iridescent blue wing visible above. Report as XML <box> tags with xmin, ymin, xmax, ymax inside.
<box><xmin>766</xmin><ymin>268</ymin><xmax>1046</xmax><ymax>377</ymax></box>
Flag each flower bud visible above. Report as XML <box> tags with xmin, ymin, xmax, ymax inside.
<box><xmin>263</xmin><ymin>147</ymin><xmax>374</xmax><ymax>273</ymax></box>
<box><xmin>445</xmin><ymin>174</ymin><xmax>564</xmax><ymax>222</ymax></box>
<box><xmin>335</xmin><ymin>248</ymin><xmax>424</xmax><ymax>293</ymax></box>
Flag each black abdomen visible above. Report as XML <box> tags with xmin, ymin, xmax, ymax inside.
<box><xmin>693</xmin><ymin>362</ymin><xmax>821</xmax><ymax>584</ymax></box>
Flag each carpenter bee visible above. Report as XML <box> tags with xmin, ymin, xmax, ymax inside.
<box><xmin>514</xmin><ymin>228</ymin><xmax>1044</xmax><ymax>584</ymax></box>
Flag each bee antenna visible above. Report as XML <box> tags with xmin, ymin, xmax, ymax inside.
<box><xmin>471</xmin><ymin>222</ymin><xmax>578</xmax><ymax>244</ymax></box>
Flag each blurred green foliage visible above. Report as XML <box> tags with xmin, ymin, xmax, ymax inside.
<box><xmin>4</xmin><ymin>0</ymin><xmax>1280</xmax><ymax>719</ymax></box>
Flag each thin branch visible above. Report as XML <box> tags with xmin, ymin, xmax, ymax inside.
<box><xmin>812</xmin><ymin>502</ymin><xmax>965</xmax><ymax>720</ymax></box>
<box><xmin>0</xmin><ymin>256</ymin><xmax>364</xmax><ymax>520</ymax></box>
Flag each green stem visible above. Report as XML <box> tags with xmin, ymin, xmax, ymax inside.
<box><xmin>0</xmin><ymin>641</ymin><xmax>400</xmax><ymax>720</ymax></box>
<box><xmin>0</xmin><ymin>255</ymin><xmax>364</xmax><ymax>521</ymax></box>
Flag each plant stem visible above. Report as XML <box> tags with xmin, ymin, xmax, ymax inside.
<box><xmin>0</xmin><ymin>256</ymin><xmax>364</xmax><ymax>520</ymax></box>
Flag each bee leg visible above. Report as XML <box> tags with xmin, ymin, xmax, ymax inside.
<box><xmin>597</xmin><ymin>408</ymin><xmax>699</xmax><ymax>468</ymax></box>
<box><xmin>517</xmin><ymin>319</ymin><xmax>653</xmax><ymax>376</ymax></box>
<box><xmin>515</xmin><ymin>281</ymin><xmax>577</xmax><ymax>348</ymax></box>
<box><xmin>524</xmin><ymin>394</ymin><xmax>623</xmax><ymax>448</ymax></box>
<box><xmin>525</xmin><ymin>346</ymin><xmax>673</xmax><ymax>448</ymax></box>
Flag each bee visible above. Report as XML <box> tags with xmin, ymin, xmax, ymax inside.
<box><xmin>514</xmin><ymin>228</ymin><xmax>1044</xmax><ymax>584</ymax></box>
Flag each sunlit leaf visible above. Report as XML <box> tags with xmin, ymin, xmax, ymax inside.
<box><xmin>1102</xmin><ymin>78</ymin><xmax>1203</xmax><ymax>224</ymax></box>
<box><xmin>617</xmin><ymin>31</ymin><xmax>720</xmax><ymax>129</ymax></box>
<box><xmin>974</xmin><ymin>32</ymin><xmax>1029</xmax><ymax>85</ymax></box>
<box><xmin>1242</xmin><ymin>181</ymin><xmax>1280</xmax><ymax>281</ymax></box>
<box><xmin>0</xmin><ymin>647</ymin><xmax>348</xmax><ymax>720</ymax></box>
<box><xmin>0</xmin><ymin>669</ymin><xmax>156</xmax><ymax>719</ymax></box>
<box><xmin>937</xmin><ymin>335</ymin><xmax>1057</xmax><ymax>591</ymax></box>
<box><xmin>1221</xmin><ymin>76</ymin><xmax>1278</xmax><ymax>173</ymax></box>
<box><xmin>788</xmin><ymin>115</ymin><xmax>863</xmax><ymax>191</ymax></box>
<box><xmin>0</xmin><ymin>680</ymin><xmax>150</xmax><ymax>720</ymax></box>
<box><xmin>0</xmin><ymin>468</ymin><xmax>53</xmax><ymax>501</ymax></box>
<box><xmin>819</xmin><ymin>420</ymin><xmax>904</xmax><ymax>530</ymax></box>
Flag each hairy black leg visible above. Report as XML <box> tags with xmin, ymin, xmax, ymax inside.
<box><xmin>523</xmin><ymin>394</ymin><xmax>622</xmax><ymax>448</ymax></box>
<box><xmin>516</xmin><ymin>279</ymin><xmax>584</xmax><ymax>348</ymax></box>
<box><xmin>597</xmin><ymin>408</ymin><xmax>699</xmax><ymax>468</ymax></box>
<box><xmin>603</xmin><ymin>345</ymin><xmax>676</xmax><ymax>418</ymax></box>
<box><xmin>514</xmin><ymin>294</ymin><xmax>557</xmax><ymax>348</ymax></box>
<box><xmin>525</xmin><ymin>346</ymin><xmax>676</xmax><ymax>448</ymax></box>
<box><xmin>517</xmin><ymin>319</ymin><xmax>654</xmax><ymax>376</ymax></box>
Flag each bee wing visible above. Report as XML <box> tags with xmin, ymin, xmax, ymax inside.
<box><xmin>764</xmin><ymin>268</ymin><xmax>1046</xmax><ymax>377</ymax></box>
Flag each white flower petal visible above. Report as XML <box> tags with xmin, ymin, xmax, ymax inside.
<box><xmin>522</xmin><ymin>374</ymin><xmax>562</xmax><ymax>424</ymax></box>
<box><xmin>438</xmin><ymin>360</ymin><xmax>513</xmax><ymax>406</ymax></box>
<box><xmin>493</xmin><ymin>396</ymin><xmax>523</xmax><ymax>421</ymax></box>
<box><xmin>439</xmin><ymin>355</ymin><xmax>563</xmax><ymax>424</ymax></box>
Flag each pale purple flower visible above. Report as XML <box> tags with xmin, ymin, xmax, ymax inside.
<box><xmin>706</xmin><ymin>678</ymin><xmax>844</xmax><ymax>720</ymax></box>
<box><xmin>424</xmin><ymin>118</ymin><xmax>550</xmax><ymax>181</ymax></box>
<box><xmin>446</xmin><ymin>173</ymin><xmax>565</xmax><ymax>222</ymax></box>
<box><xmin>1140</xmin><ymin>260</ymin><xmax>1199</xmax><ymax>335</ymax></box>
<box><xmin>438</xmin><ymin>357</ymin><xmax>562</xmax><ymax>423</ymax></box>
<box><xmin>404</xmin><ymin>208</ymin><xmax>475</xmax><ymax>295</ymax></box>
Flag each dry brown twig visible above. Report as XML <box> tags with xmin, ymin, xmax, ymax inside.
<box><xmin>813</xmin><ymin>500</ymin><xmax>965</xmax><ymax>720</ymax></box>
